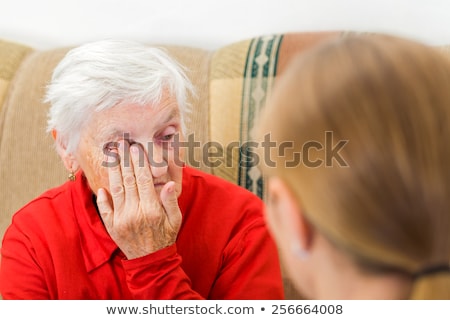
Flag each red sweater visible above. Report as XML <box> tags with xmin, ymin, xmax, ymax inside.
<box><xmin>0</xmin><ymin>166</ymin><xmax>284</xmax><ymax>299</ymax></box>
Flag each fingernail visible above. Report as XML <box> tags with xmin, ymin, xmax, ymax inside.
<box><xmin>97</xmin><ymin>188</ymin><xmax>104</xmax><ymax>198</ymax></box>
<box><xmin>167</xmin><ymin>184</ymin><xmax>174</xmax><ymax>193</ymax></box>
<box><xmin>130</xmin><ymin>145</ymin><xmax>139</xmax><ymax>154</ymax></box>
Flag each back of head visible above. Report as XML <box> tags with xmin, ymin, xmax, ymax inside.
<box><xmin>258</xmin><ymin>34</ymin><xmax>450</xmax><ymax>299</ymax></box>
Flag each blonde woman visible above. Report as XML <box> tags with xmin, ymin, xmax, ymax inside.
<box><xmin>257</xmin><ymin>34</ymin><xmax>450</xmax><ymax>299</ymax></box>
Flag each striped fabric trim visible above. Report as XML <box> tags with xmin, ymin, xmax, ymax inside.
<box><xmin>238</xmin><ymin>35</ymin><xmax>283</xmax><ymax>199</ymax></box>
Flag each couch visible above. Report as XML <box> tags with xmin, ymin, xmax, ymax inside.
<box><xmin>1</xmin><ymin>31</ymin><xmax>449</xmax><ymax>300</ymax></box>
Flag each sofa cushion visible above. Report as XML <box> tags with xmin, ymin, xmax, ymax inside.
<box><xmin>0</xmin><ymin>48</ymin><xmax>69</xmax><ymax>240</ymax></box>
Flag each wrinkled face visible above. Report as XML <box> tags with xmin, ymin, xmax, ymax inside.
<box><xmin>74</xmin><ymin>95</ymin><xmax>184</xmax><ymax>198</ymax></box>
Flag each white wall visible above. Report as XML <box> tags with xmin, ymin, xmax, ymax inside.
<box><xmin>2</xmin><ymin>0</ymin><xmax>450</xmax><ymax>50</ymax></box>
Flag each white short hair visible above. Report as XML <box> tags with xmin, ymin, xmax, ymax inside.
<box><xmin>45</xmin><ymin>39</ymin><xmax>194</xmax><ymax>153</ymax></box>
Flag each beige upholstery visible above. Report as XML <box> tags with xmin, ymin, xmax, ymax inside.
<box><xmin>1</xmin><ymin>32</ymin><xmax>449</xmax><ymax>300</ymax></box>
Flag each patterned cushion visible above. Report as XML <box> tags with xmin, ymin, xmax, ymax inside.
<box><xmin>210</xmin><ymin>32</ymin><xmax>341</xmax><ymax>201</ymax></box>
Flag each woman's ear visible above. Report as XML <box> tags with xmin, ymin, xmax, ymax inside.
<box><xmin>267</xmin><ymin>177</ymin><xmax>314</xmax><ymax>259</ymax></box>
<box><xmin>52</xmin><ymin>130</ymin><xmax>79</xmax><ymax>172</ymax></box>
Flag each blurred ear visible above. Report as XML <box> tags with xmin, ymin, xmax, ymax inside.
<box><xmin>267</xmin><ymin>177</ymin><xmax>314</xmax><ymax>256</ymax></box>
<box><xmin>52</xmin><ymin>129</ymin><xmax>79</xmax><ymax>172</ymax></box>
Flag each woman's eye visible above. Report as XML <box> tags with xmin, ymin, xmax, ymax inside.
<box><xmin>157</xmin><ymin>126</ymin><xmax>177</xmax><ymax>143</ymax></box>
<box><xmin>103</xmin><ymin>141</ymin><xmax>119</xmax><ymax>152</ymax></box>
<box><xmin>161</xmin><ymin>133</ymin><xmax>175</xmax><ymax>141</ymax></box>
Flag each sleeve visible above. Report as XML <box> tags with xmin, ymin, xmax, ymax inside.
<box><xmin>208</xmin><ymin>219</ymin><xmax>285</xmax><ymax>300</ymax></box>
<box><xmin>122</xmin><ymin>221</ymin><xmax>285</xmax><ymax>300</ymax></box>
<box><xmin>0</xmin><ymin>224</ymin><xmax>50</xmax><ymax>299</ymax></box>
<box><xmin>122</xmin><ymin>244</ymin><xmax>205</xmax><ymax>299</ymax></box>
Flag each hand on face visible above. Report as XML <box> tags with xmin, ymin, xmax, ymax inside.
<box><xmin>96</xmin><ymin>139</ymin><xmax>182</xmax><ymax>259</ymax></box>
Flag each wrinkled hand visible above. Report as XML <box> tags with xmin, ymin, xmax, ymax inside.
<box><xmin>96</xmin><ymin>140</ymin><xmax>182</xmax><ymax>259</ymax></box>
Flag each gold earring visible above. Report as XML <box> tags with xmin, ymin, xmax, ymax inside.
<box><xmin>68</xmin><ymin>171</ymin><xmax>76</xmax><ymax>181</ymax></box>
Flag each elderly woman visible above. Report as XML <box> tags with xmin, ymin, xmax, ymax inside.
<box><xmin>256</xmin><ymin>34</ymin><xmax>450</xmax><ymax>299</ymax></box>
<box><xmin>0</xmin><ymin>40</ymin><xmax>284</xmax><ymax>299</ymax></box>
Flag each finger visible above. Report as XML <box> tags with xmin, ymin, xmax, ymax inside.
<box><xmin>108</xmin><ymin>150</ymin><xmax>125</xmax><ymax>210</ymax></box>
<box><xmin>96</xmin><ymin>188</ymin><xmax>114</xmax><ymax>230</ymax></box>
<box><xmin>119</xmin><ymin>140</ymin><xmax>138</xmax><ymax>203</ymax></box>
<box><xmin>160</xmin><ymin>181</ymin><xmax>182</xmax><ymax>230</ymax></box>
<box><xmin>130</xmin><ymin>143</ymin><xmax>156</xmax><ymax>205</ymax></box>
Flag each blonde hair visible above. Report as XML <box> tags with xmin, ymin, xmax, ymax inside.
<box><xmin>257</xmin><ymin>34</ymin><xmax>450</xmax><ymax>299</ymax></box>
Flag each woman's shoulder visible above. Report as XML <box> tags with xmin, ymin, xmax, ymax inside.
<box><xmin>9</xmin><ymin>180</ymin><xmax>75</xmax><ymax>229</ymax></box>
